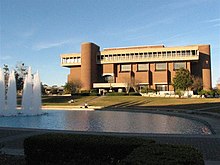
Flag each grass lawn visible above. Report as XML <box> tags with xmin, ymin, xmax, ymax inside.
<box><xmin>39</xmin><ymin>95</ymin><xmax>220</xmax><ymax>113</ymax></box>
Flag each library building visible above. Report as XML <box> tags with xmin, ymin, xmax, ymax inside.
<box><xmin>60</xmin><ymin>42</ymin><xmax>211</xmax><ymax>93</ymax></box>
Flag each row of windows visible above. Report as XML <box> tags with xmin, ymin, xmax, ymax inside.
<box><xmin>120</xmin><ymin>62</ymin><xmax>186</xmax><ymax>72</ymax></box>
<box><xmin>98</xmin><ymin>50</ymin><xmax>197</xmax><ymax>61</ymax></box>
<box><xmin>62</xmin><ymin>57</ymin><xmax>81</xmax><ymax>64</ymax></box>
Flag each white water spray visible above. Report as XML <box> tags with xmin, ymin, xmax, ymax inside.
<box><xmin>0</xmin><ymin>68</ymin><xmax>6</xmax><ymax>115</ymax></box>
<box><xmin>6</xmin><ymin>70</ymin><xmax>17</xmax><ymax>115</ymax></box>
<box><xmin>0</xmin><ymin>67</ymin><xmax>42</xmax><ymax>116</ymax></box>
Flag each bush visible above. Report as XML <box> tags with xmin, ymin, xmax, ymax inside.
<box><xmin>128</xmin><ymin>92</ymin><xmax>141</xmax><ymax>96</ymax></box>
<box><xmin>140</xmin><ymin>87</ymin><xmax>156</xmax><ymax>93</ymax></box>
<box><xmin>24</xmin><ymin>133</ymin><xmax>154</xmax><ymax>165</ymax></box>
<box><xmin>106</xmin><ymin>92</ymin><xmax>128</xmax><ymax>96</ymax></box>
<box><xmin>90</xmin><ymin>89</ymin><xmax>98</xmax><ymax>94</ymax></box>
<box><xmin>198</xmin><ymin>89</ymin><xmax>208</xmax><ymax>96</ymax></box>
<box><xmin>24</xmin><ymin>134</ymin><xmax>204</xmax><ymax>165</ymax></box>
<box><xmin>121</xmin><ymin>144</ymin><xmax>204</xmax><ymax>165</ymax></box>
<box><xmin>89</xmin><ymin>92</ymin><xmax>100</xmax><ymax>96</ymax></box>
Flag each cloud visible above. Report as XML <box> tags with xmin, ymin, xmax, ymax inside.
<box><xmin>204</xmin><ymin>18</ymin><xmax>220</xmax><ymax>23</ymax></box>
<box><xmin>33</xmin><ymin>39</ymin><xmax>75</xmax><ymax>51</ymax></box>
<box><xmin>202</xmin><ymin>18</ymin><xmax>220</xmax><ymax>28</ymax></box>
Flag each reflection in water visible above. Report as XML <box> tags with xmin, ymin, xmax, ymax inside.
<box><xmin>0</xmin><ymin>110</ymin><xmax>212</xmax><ymax>135</ymax></box>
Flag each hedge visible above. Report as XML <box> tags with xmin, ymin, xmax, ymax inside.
<box><xmin>24</xmin><ymin>133</ymin><xmax>154</xmax><ymax>165</ymax></box>
<box><xmin>24</xmin><ymin>133</ymin><xmax>204</xmax><ymax>165</ymax></box>
<box><xmin>106</xmin><ymin>92</ymin><xmax>141</xmax><ymax>96</ymax></box>
<box><xmin>106</xmin><ymin>92</ymin><xmax>128</xmax><ymax>96</ymax></box>
<box><xmin>128</xmin><ymin>92</ymin><xmax>141</xmax><ymax>96</ymax></box>
<box><xmin>121</xmin><ymin>144</ymin><xmax>204</xmax><ymax>165</ymax></box>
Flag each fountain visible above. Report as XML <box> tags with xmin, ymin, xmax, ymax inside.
<box><xmin>32</xmin><ymin>71</ymin><xmax>42</xmax><ymax>115</ymax></box>
<box><xmin>6</xmin><ymin>70</ymin><xmax>17</xmax><ymax>115</ymax></box>
<box><xmin>0</xmin><ymin>67</ymin><xmax>43</xmax><ymax>116</ymax></box>
<box><xmin>0</xmin><ymin>68</ymin><xmax>6</xmax><ymax>114</ymax></box>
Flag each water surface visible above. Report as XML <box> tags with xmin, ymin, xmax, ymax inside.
<box><xmin>0</xmin><ymin>110</ymin><xmax>212</xmax><ymax>134</ymax></box>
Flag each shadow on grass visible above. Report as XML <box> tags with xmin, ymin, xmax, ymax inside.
<box><xmin>104</xmin><ymin>101</ymin><xmax>220</xmax><ymax>112</ymax></box>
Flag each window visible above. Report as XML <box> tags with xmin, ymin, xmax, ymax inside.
<box><xmin>156</xmin><ymin>84</ymin><xmax>168</xmax><ymax>91</ymax></box>
<box><xmin>103</xmin><ymin>75</ymin><xmax>114</xmax><ymax>83</ymax></box>
<box><xmin>174</xmin><ymin>62</ymin><xmax>186</xmax><ymax>70</ymax></box>
<box><xmin>186</xmin><ymin>50</ymin><xmax>190</xmax><ymax>55</ymax></box>
<box><xmin>121</xmin><ymin>64</ymin><xmax>131</xmax><ymax>72</ymax></box>
<box><xmin>182</xmin><ymin>51</ymin><xmax>185</xmax><ymax>56</ymax></box>
<box><xmin>155</xmin><ymin>63</ymin><xmax>166</xmax><ymax>71</ymax></box>
<box><xmin>158</xmin><ymin>52</ymin><xmax>161</xmax><ymax>57</ymax></box>
<box><xmin>77</xmin><ymin>57</ymin><xmax>81</xmax><ymax>63</ymax></box>
<box><xmin>162</xmin><ymin>52</ymin><xmax>166</xmax><ymax>57</ymax></box>
<box><xmin>138</xmin><ymin>63</ymin><xmax>149</xmax><ymax>71</ymax></box>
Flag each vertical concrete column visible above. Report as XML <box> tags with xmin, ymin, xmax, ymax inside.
<box><xmin>81</xmin><ymin>42</ymin><xmax>100</xmax><ymax>90</ymax></box>
<box><xmin>199</xmin><ymin>45</ymin><xmax>212</xmax><ymax>90</ymax></box>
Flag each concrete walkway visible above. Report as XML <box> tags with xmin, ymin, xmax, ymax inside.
<box><xmin>0</xmin><ymin>107</ymin><xmax>220</xmax><ymax>165</ymax></box>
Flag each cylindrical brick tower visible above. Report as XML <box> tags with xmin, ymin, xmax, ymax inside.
<box><xmin>199</xmin><ymin>45</ymin><xmax>212</xmax><ymax>90</ymax></box>
<box><xmin>81</xmin><ymin>42</ymin><xmax>100</xmax><ymax>90</ymax></box>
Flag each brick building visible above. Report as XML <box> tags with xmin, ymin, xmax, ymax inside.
<box><xmin>60</xmin><ymin>42</ymin><xmax>212</xmax><ymax>92</ymax></box>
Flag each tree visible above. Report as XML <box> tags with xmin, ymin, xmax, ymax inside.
<box><xmin>14</xmin><ymin>62</ymin><xmax>28</xmax><ymax>93</ymax></box>
<box><xmin>123</xmin><ymin>77</ymin><xmax>132</xmax><ymax>94</ymax></box>
<box><xmin>132</xmin><ymin>79</ymin><xmax>141</xmax><ymax>93</ymax></box>
<box><xmin>191</xmin><ymin>76</ymin><xmax>203</xmax><ymax>93</ymax></box>
<box><xmin>3</xmin><ymin>64</ymin><xmax>9</xmax><ymax>87</ymax></box>
<box><xmin>64</xmin><ymin>80</ymin><xmax>82</xmax><ymax>94</ymax></box>
<box><xmin>172</xmin><ymin>68</ymin><xmax>193</xmax><ymax>97</ymax></box>
<box><xmin>3</xmin><ymin>62</ymin><xmax>29</xmax><ymax>93</ymax></box>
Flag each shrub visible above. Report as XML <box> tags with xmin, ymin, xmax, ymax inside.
<box><xmin>89</xmin><ymin>92</ymin><xmax>100</xmax><ymax>96</ymax></box>
<box><xmin>106</xmin><ymin>92</ymin><xmax>128</xmax><ymax>96</ymax></box>
<box><xmin>90</xmin><ymin>89</ymin><xmax>98</xmax><ymax>94</ymax></box>
<box><xmin>128</xmin><ymin>92</ymin><xmax>141</xmax><ymax>96</ymax></box>
<box><xmin>24</xmin><ymin>134</ymin><xmax>204</xmax><ymax>165</ymax></box>
<box><xmin>175</xmin><ymin>89</ymin><xmax>184</xmax><ymax>98</ymax></box>
<box><xmin>140</xmin><ymin>87</ymin><xmax>156</xmax><ymax>93</ymax></box>
<box><xmin>24</xmin><ymin>133</ymin><xmax>154</xmax><ymax>165</ymax></box>
<box><xmin>198</xmin><ymin>89</ymin><xmax>208</xmax><ymax>96</ymax></box>
<box><xmin>120</xmin><ymin>144</ymin><xmax>204</xmax><ymax>165</ymax></box>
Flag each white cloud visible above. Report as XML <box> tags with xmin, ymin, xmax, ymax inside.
<box><xmin>202</xmin><ymin>18</ymin><xmax>220</xmax><ymax>28</ymax></box>
<box><xmin>204</xmin><ymin>18</ymin><xmax>220</xmax><ymax>23</ymax></box>
<box><xmin>33</xmin><ymin>39</ymin><xmax>75</xmax><ymax>51</ymax></box>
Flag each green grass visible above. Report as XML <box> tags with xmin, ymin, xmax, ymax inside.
<box><xmin>37</xmin><ymin>95</ymin><xmax>220</xmax><ymax>113</ymax></box>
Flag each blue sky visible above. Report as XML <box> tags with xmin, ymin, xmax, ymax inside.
<box><xmin>1</xmin><ymin>0</ymin><xmax>220</xmax><ymax>87</ymax></box>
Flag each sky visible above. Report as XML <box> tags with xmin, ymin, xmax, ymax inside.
<box><xmin>0</xmin><ymin>0</ymin><xmax>220</xmax><ymax>87</ymax></box>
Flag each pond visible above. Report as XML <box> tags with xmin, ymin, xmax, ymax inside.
<box><xmin>0</xmin><ymin>110</ymin><xmax>212</xmax><ymax>135</ymax></box>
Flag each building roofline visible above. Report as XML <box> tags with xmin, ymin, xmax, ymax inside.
<box><xmin>103</xmin><ymin>45</ymin><xmax>165</xmax><ymax>51</ymax></box>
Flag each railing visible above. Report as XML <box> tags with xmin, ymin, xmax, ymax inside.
<box><xmin>98</xmin><ymin>50</ymin><xmax>199</xmax><ymax>64</ymax></box>
<box><xmin>61</xmin><ymin>50</ymin><xmax>199</xmax><ymax>66</ymax></box>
